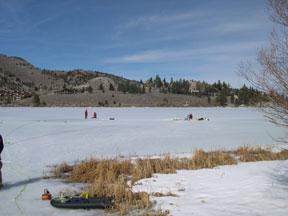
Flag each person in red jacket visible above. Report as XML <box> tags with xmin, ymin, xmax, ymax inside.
<box><xmin>93</xmin><ymin>112</ymin><xmax>97</xmax><ymax>119</ymax></box>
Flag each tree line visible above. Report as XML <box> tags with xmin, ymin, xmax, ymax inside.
<box><xmin>143</xmin><ymin>75</ymin><xmax>266</xmax><ymax>106</ymax></box>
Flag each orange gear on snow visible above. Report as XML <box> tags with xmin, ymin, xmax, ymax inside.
<box><xmin>41</xmin><ymin>189</ymin><xmax>52</xmax><ymax>200</ymax></box>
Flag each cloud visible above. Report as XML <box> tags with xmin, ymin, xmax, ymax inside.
<box><xmin>114</xmin><ymin>10</ymin><xmax>206</xmax><ymax>38</ymax></box>
<box><xmin>113</xmin><ymin>7</ymin><xmax>268</xmax><ymax>43</ymax></box>
<box><xmin>105</xmin><ymin>41</ymin><xmax>264</xmax><ymax>64</ymax></box>
<box><xmin>0</xmin><ymin>0</ymin><xmax>76</xmax><ymax>37</ymax></box>
<box><xmin>29</xmin><ymin>15</ymin><xmax>59</xmax><ymax>32</ymax></box>
<box><xmin>210</xmin><ymin>19</ymin><xmax>267</xmax><ymax>34</ymax></box>
<box><xmin>117</xmin><ymin>11</ymin><xmax>203</xmax><ymax>28</ymax></box>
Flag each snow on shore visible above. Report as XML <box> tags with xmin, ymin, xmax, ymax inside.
<box><xmin>133</xmin><ymin>160</ymin><xmax>288</xmax><ymax>216</ymax></box>
<box><xmin>0</xmin><ymin>107</ymin><xmax>287</xmax><ymax>215</ymax></box>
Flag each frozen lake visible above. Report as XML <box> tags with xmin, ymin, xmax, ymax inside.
<box><xmin>0</xmin><ymin>107</ymin><xmax>286</xmax><ymax>168</ymax></box>
<box><xmin>0</xmin><ymin>107</ymin><xmax>287</xmax><ymax>216</ymax></box>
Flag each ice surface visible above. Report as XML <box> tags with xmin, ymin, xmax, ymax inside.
<box><xmin>0</xmin><ymin>107</ymin><xmax>286</xmax><ymax>215</ymax></box>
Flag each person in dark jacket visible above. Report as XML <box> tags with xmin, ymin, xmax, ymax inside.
<box><xmin>85</xmin><ymin>109</ymin><xmax>88</xmax><ymax>119</ymax></box>
<box><xmin>0</xmin><ymin>134</ymin><xmax>3</xmax><ymax>189</ymax></box>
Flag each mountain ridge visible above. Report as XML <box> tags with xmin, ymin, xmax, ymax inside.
<box><xmin>0</xmin><ymin>53</ymin><xmax>209</xmax><ymax>107</ymax></box>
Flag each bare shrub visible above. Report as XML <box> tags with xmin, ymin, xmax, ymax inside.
<box><xmin>238</xmin><ymin>0</ymin><xmax>288</xmax><ymax>131</ymax></box>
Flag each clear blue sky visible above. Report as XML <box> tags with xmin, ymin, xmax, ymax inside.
<box><xmin>0</xmin><ymin>0</ymin><xmax>272</xmax><ymax>87</ymax></box>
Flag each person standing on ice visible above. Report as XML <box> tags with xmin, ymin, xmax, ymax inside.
<box><xmin>85</xmin><ymin>109</ymin><xmax>88</xmax><ymax>119</ymax></box>
<box><xmin>0</xmin><ymin>134</ymin><xmax>4</xmax><ymax>189</ymax></box>
<box><xmin>93</xmin><ymin>112</ymin><xmax>97</xmax><ymax>119</ymax></box>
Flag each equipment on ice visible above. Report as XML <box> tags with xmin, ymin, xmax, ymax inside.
<box><xmin>198</xmin><ymin>117</ymin><xmax>210</xmax><ymax>121</ymax></box>
<box><xmin>41</xmin><ymin>189</ymin><xmax>52</xmax><ymax>200</ymax></box>
<box><xmin>50</xmin><ymin>192</ymin><xmax>113</xmax><ymax>209</ymax></box>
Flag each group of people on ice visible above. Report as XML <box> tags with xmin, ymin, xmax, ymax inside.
<box><xmin>185</xmin><ymin>113</ymin><xmax>209</xmax><ymax>121</ymax></box>
<box><xmin>84</xmin><ymin>109</ymin><xmax>115</xmax><ymax>120</ymax></box>
<box><xmin>84</xmin><ymin>109</ymin><xmax>209</xmax><ymax>122</ymax></box>
<box><xmin>85</xmin><ymin>109</ymin><xmax>97</xmax><ymax>119</ymax></box>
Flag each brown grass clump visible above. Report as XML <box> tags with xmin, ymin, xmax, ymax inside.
<box><xmin>52</xmin><ymin>162</ymin><xmax>73</xmax><ymax>178</ymax></box>
<box><xmin>132</xmin><ymin>155</ymin><xmax>177</xmax><ymax>182</ymax></box>
<box><xmin>235</xmin><ymin>147</ymin><xmax>288</xmax><ymax>162</ymax></box>
<box><xmin>152</xmin><ymin>192</ymin><xmax>178</xmax><ymax>197</ymax></box>
<box><xmin>277</xmin><ymin>149</ymin><xmax>288</xmax><ymax>159</ymax></box>
<box><xmin>68</xmin><ymin>159</ymin><xmax>133</xmax><ymax>183</ymax></box>
<box><xmin>190</xmin><ymin>149</ymin><xmax>237</xmax><ymax>168</ymax></box>
<box><xmin>141</xmin><ymin>209</ymin><xmax>170</xmax><ymax>216</ymax></box>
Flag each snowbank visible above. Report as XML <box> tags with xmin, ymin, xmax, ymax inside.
<box><xmin>133</xmin><ymin>160</ymin><xmax>288</xmax><ymax>216</ymax></box>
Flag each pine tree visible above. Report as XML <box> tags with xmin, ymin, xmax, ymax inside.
<box><xmin>33</xmin><ymin>93</ymin><xmax>40</xmax><ymax>106</ymax></box>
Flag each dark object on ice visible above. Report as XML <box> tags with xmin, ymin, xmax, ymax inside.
<box><xmin>0</xmin><ymin>134</ymin><xmax>3</xmax><ymax>189</ymax></box>
<box><xmin>109</xmin><ymin>117</ymin><xmax>115</xmax><ymax>120</ymax></box>
<box><xmin>42</xmin><ymin>189</ymin><xmax>52</xmax><ymax>200</ymax></box>
<box><xmin>184</xmin><ymin>113</ymin><xmax>193</xmax><ymax>121</ymax></box>
<box><xmin>0</xmin><ymin>134</ymin><xmax>3</xmax><ymax>154</ymax></box>
<box><xmin>50</xmin><ymin>196</ymin><xmax>113</xmax><ymax>209</ymax></box>
<box><xmin>198</xmin><ymin>117</ymin><xmax>210</xmax><ymax>121</ymax></box>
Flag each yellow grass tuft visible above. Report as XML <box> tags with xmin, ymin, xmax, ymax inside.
<box><xmin>191</xmin><ymin>149</ymin><xmax>237</xmax><ymax>168</ymax></box>
<box><xmin>141</xmin><ymin>209</ymin><xmax>170</xmax><ymax>216</ymax></box>
<box><xmin>235</xmin><ymin>146</ymin><xmax>288</xmax><ymax>162</ymax></box>
<box><xmin>152</xmin><ymin>192</ymin><xmax>178</xmax><ymax>197</ymax></box>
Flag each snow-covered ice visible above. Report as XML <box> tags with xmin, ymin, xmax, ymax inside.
<box><xmin>0</xmin><ymin>107</ymin><xmax>287</xmax><ymax>215</ymax></box>
<box><xmin>133</xmin><ymin>160</ymin><xmax>288</xmax><ymax>216</ymax></box>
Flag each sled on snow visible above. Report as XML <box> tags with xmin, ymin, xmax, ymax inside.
<box><xmin>50</xmin><ymin>195</ymin><xmax>113</xmax><ymax>209</ymax></box>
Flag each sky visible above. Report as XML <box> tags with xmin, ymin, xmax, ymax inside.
<box><xmin>0</xmin><ymin>0</ymin><xmax>273</xmax><ymax>87</ymax></box>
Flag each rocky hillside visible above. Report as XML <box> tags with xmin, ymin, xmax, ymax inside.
<box><xmin>0</xmin><ymin>54</ymin><xmax>208</xmax><ymax>107</ymax></box>
<box><xmin>0</xmin><ymin>54</ymin><xmax>134</xmax><ymax>91</ymax></box>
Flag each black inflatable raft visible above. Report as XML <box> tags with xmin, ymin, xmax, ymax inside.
<box><xmin>50</xmin><ymin>196</ymin><xmax>113</xmax><ymax>209</ymax></box>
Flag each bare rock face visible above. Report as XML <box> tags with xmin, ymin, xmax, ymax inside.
<box><xmin>88</xmin><ymin>77</ymin><xmax>117</xmax><ymax>91</ymax></box>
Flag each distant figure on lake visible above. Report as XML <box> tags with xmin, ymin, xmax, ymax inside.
<box><xmin>92</xmin><ymin>112</ymin><xmax>97</xmax><ymax>119</ymax></box>
<box><xmin>198</xmin><ymin>117</ymin><xmax>210</xmax><ymax>121</ymax></box>
<box><xmin>85</xmin><ymin>109</ymin><xmax>88</xmax><ymax>119</ymax></box>
<box><xmin>0</xmin><ymin>134</ymin><xmax>4</xmax><ymax>189</ymax></box>
<box><xmin>188</xmin><ymin>113</ymin><xmax>193</xmax><ymax>120</ymax></box>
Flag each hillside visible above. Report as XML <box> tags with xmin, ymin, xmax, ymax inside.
<box><xmin>0</xmin><ymin>54</ymin><xmax>132</xmax><ymax>92</ymax></box>
<box><xmin>0</xmin><ymin>54</ymin><xmax>208</xmax><ymax>107</ymax></box>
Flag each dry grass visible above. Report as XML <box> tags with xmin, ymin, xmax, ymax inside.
<box><xmin>152</xmin><ymin>192</ymin><xmax>178</xmax><ymax>197</ymax></box>
<box><xmin>131</xmin><ymin>151</ymin><xmax>236</xmax><ymax>182</ymax></box>
<box><xmin>51</xmin><ymin>162</ymin><xmax>73</xmax><ymax>178</ymax></box>
<box><xmin>190</xmin><ymin>149</ymin><xmax>237</xmax><ymax>168</ymax></box>
<box><xmin>141</xmin><ymin>209</ymin><xmax>170</xmax><ymax>216</ymax></box>
<box><xmin>52</xmin><ymin>147</ymin><xmax>288</xmax><ymax>215</ymax></box>
<box><xmin>235</xmin><ymin>146</ymin><xmax>288</xmax><ymax>162</ymax></box>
